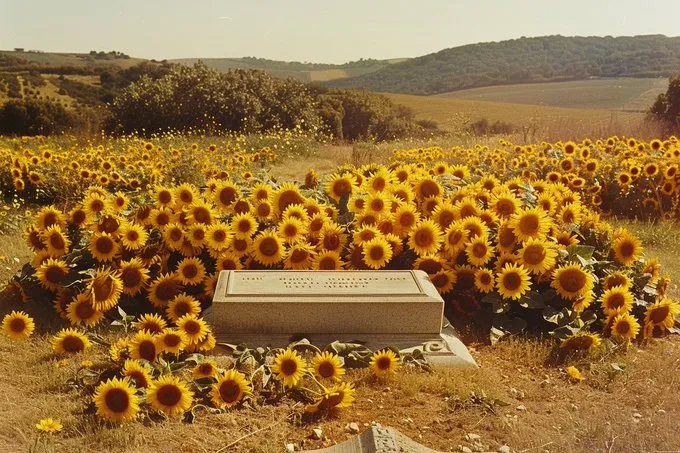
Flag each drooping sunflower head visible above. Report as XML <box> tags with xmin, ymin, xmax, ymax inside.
<box><xmin>644</xmin><ymin>299</ymin><xmax>680</xmax><ymax>330</ymax></box>
<box><xmin>129</xmin><ymin>330</ymin><xmax>158</xmax><ymax>363</ymax></box>
<box><xmin>147</xmin><ymin>274</ymin><xmax>182</xmax><ymax>309</ymax></box>
<box><xmin>560</xmin><ymin>332</ymin><xmax>601</xmax><ymax>351</ymax></box>
<box><xmin>87</xmin><ymin>267</ymin><xmax>123</xmax><ymax>312</ymax></box>
<box><xmin>192</xmin><ymin>359</ymin><xmax>219</xmax><ymax>379</ymax></box>
<box><xmin>66</xmin><ymin>293</ymin><xmax>104</xmax><ymax>327</ymax></box>
<box><xmin>122</xmin><ymin>359</ymin><xmax>153</xmax><ymax>389</ymax></box>
<box><xmin>305</xmin><ymin>382</ymin><xmax>356</xmax><ymax>414</ymax></box>
<box><xmin>35</xmin><ymin>258</ymin><xmax>69</xmax><ymax>291</ymax></box>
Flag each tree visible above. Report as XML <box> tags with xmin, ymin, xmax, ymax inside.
<box><xmin>0</xmin><ymin>99</ymin><xmax>75</xmax><ymax>135</ymax></box>
<box><xmin>649</xmin><ymin>75</ymin><xmax>680</xmax><ymax>130</ymax></box>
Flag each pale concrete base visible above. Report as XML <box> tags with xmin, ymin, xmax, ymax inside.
<box><xmin>208</xmin><ymin>313</ymin><xmax>477</xmax><ymax>368</ymax></box>
<box><xmin>306</xmin><ymin>426</ymin><xmax>442</xmax><ymax>452</ymax></box>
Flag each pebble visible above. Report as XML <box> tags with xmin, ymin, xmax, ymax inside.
<box><xmin>570</xmin><ymin>403</ymin><xmax>578</xmax><ymax>411</ymax></box>
<box><xmin>285</xmin><ymin>444</ymin><xmax>295</xmax><ymax>452</ymax></box>
<box><xmin>498</xmin><ymin>446</ymin><xmax>511</xmax><ymax>453</ymax></box>
<box><xmin>312</xmin><ymin>428</ymin><xmax>323</xmax><ymax>440</ymax></box>
<box><xmin>658</xmin><ymin>409</ymin><xmax>667</xmax><ymax>414</ymax></box>
<box><xmin>516</xmin><ymin>405</ymin><xmax>526</xmax><ymax>412</ymax></box>
<box><xmin>465</xmin><ymin>433</ymin><xmax>481</xmax><ymax>442</ymax></box>
<box><xmin>633</xmin><ymin>413</ymin><xmax>643</xmax><ymax>418</ymax></box>
<box><xmin>460</xmin><ymin>447</ymin><xmax>473</xmax><ymax>453</ymax></box>
<box><xmin>347</xmin><ymin>422</ymin><xmax>360</xmax><ymax>434</ymax></box>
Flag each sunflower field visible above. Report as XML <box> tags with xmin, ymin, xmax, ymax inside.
<box><xmin>1</xmin><ymin>133</ymin><xmax>679</xmax><ymax>426</ymax></box>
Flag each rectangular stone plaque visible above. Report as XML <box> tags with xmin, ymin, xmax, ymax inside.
<box><xmin>209</xmin><ymin>270</ymin><xmax>443</xmax><ymax>335</ymax></box>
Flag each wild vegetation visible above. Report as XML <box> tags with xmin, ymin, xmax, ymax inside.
<box><xmin>329</xmin><ymin>35</ymin><xmax>680</xmax><ymax>95</ymax></box>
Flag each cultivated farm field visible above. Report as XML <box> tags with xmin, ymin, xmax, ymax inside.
<box><xmin>1</xmin><ymin>133</ymin><xmax>680</xmax><ymax>452</ymax></box>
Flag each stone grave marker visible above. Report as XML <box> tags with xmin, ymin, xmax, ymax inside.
<box><xmin>206</xmin><ymin>270</ymin><xmax>476</xmax><ymax>367</ymax></box>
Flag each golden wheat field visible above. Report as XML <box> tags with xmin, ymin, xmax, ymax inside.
<box><xmin>1</xmin><ymin>133</ymin><xmax>680</xmax><ymax>452</ymax></box>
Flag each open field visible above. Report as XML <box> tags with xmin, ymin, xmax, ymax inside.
<box><xmin>435</xmin><ymin>78</ymin><xmax>669</xmax><ymax>111</ymax></box>
<box><xmin>385</xmin><ymin>93</ymin><xmax>648</xmax><ymax>137</ymax></box>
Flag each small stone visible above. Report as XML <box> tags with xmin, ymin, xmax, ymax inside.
<box><xmin>570</xmin><ymin>403</ymin><xmax>578</xmax><ymax>411</ymax></box>
<box><xmin>460</xmin><ymin>447</ymin><xmax>473</xmax><ymax>453</ymax></box>
<box><xmin>499</xmin><ymin>446</ymin><xmax>511</xmax><ymax>453</ymax></box>
<box><xmin>285</xmin><ymin>444</ymin><xmax>295</xmax><ymax>452</ymax></box>
<box><xmin>403</xmin><ymin>417</ymin><xmax>414</xmax><ymax>424</ymax></box>
<box><xmin>658</xmin><ymin>409</ymin><xmax>667</xmax><ymax>414</ymax></box>
<box><xmin>347</xmin><ymin>422</ymin><xmax>360</xmax><ymax>434</ymax></box>
<box><xmin>312</xmin><ymin>428</ymin><xmax>323</xmax><ymax>440</ymax></box>
<box><xmin>633</xmin><ymin>413</ymin><xmax>643</xmax><ymax>418</ymax></box>
<box><xmin>516</xmin><ymin>405</ymin><xmax>526</xmax><ymax>412</ymax></box>
<box><xmin>465</xmin><ymin>433</ymin><xmax>481</xmax><ymax>443</ymax></box>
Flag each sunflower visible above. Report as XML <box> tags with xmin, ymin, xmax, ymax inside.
<box><xmin>2</xmin><ymin>311</ymin><xmax>35</xmax><ymax>340</ymax></box>
<box><xmin>215</xmin><ymin>251</ymin><xmax>244</xmax><ymax>272</ymax></box>
<box><xmin>176</xmin><ymin>314</ymin><xmax>210</xmax><ymax>344</ymax></box>
<box><xmin>312</xmin><ymin>250</ymin><xmax>344</xmax><ymax>270</ymax></box>
<box><xmin>319</xmin><ymin>223</ymin><xmax>347</xmax><ymax>252</ymax></box>
<box><xmin>119</xmin><ymin>258</ymin><xmax>150</xmax><ymax>296</ymax></box>
<box><xmin>35</xmin><ymin>206</ymin><xmax>66</xmax><ymax>231</ymax></box>
<box><xmin>408</xmin><ymin>220</ymin><xmax>443</xmax><ymax>256</ymax></box>
<box><xmin>254</xmin><ymin>201</ymin><xmax>274</xmax><ymax>221</ymax></box>
<box><xmin>566</xmin><ymin>366</ymin><xmax>585</xmax><ymax>383</ymax></box>
<box><xmin>272</xmin><ymin>349</ymin><xmax>307</xmax><ymax>388</ymax></box>
<box><xmin>129</xmin><ymin>330</ymin><xmax>158</xmax><ymax>362</ymax></box>
<box><xmin>283</xmin><ymin>242</ymin><xmax>316</xmax><ymax>270</ymax></box>
<box><xmin>213</xmin><ymin>181</ymin><xmax>241</xmax><ymax>211</ymax></box>
<box><xmin>274</xmin><ymin>183</ymin><xmax>306</xmax><ymax>216</ymax></box>
<box><xmin>205</xmin><ymin>223</ymin><xmax>232</xmax><ymax>251</ymax></box>
<box><xmin>186</xmin><ymin>200</ymin><xmax>216</xmax><ymax>225</ymax></box>
<box><xmin>120</xmin><ymin>223</ymin><xmax>148</xmax><ymax>250</ymax></box>
<box><xmin>459</xmin><ymin>216</ymin><xmax>489</xmax><ymax>239</ymax></box>
<box><xmin>122</xmin><ymin>360</ymin><xmax>153</xmax><ymax>388</ymax></box>
<box><xmin>155</xmin><ymin>186</ymin><xmax>174</xmax><ymax>207</ymax></box>
<box><xmin>465</xmin><ymin>236</ymin><xmax>493</xmax><ymax>267</ymax></box>
<box><xmin>612</xmin><ymin>232</ymin><xmax>643</xmax><ymax>266</ymax></box>
<box><xmin>644</xmin><ymin>299</ymin><xmax>680</xmax><ymax>330</ymax></box>
<box><xmin>157</xmin><ymin>328</ymin><xmax>188</xmax><ymax>355</ymax></box>
<box><xmin>35</xmin><ymin>418</ymin><xmax>62</xmax><ymax>433</ymax></box>
<box><xmin>560</xmin><ymin>333</ymin><xmax>601</xmax><ymax>351</ymax></box>
<box><xmin>175</xmin><ymin>257</ymin><xmax>206</xmax><ymax>286</ymax></box>
<box><xmin>610</xmin><ymin>312</ymin><xmax>641</xmax><ymax>341</ymax></box>
<box><xmin>362</xmin><ymin>236</ymin><xmax>393</xmax><ymax>269</ymax></box>
<box><xmin>89</xmin><ymin>232</ymin><xmax>119</xmax><ymax>262</ymax></box>
<box><xmin>326</xmin><ymin>173</ymin><xmax>357</xmax><ymax>203</ymax></box>
<box><xmin>147</xmin><ymin>274</ymin><xmax>182</xmax><ymax>309</ymax></box>
<box><xmin>474</xmin><ymin>268</ymin><xmax>495</xmax><ymax>293</ymax></box>
<box><xmin>443</xmin><ymin>223</ymin><xmax>469</xmax><ymax>255</ymax></box>
<box><xmin>147</xmin><ymin>376</ymin><xmax>194</xmax><ymax>417</ymax></box>
<box><xmin>87</xmin><ymin>268</ymin><xmax>123</xmax><ymax>312</ymax></box>
<box><xmin>35</xmin><ymin>258</ymin><xmax>69</xmax><ymax>291</ymax></box>
<box><xmin>192</xmin><ymin>359</ymin><xmax>219</xmax><ymax>379</ymax></box>
<box><xmin>311</xmin><ymin>351</ymin><xmax>345</xmax><ymax>381</ymax></box>
<box><xmin>600</xmin><ymin>286</ymin><xmax>634</xmax><ymax>315</ymax></box>
<box><xmin>277</xmin><ymin>217</ymin><xmax>307</xmax><ymax>244</ymax></box>
<box><xmin>185</xmin><ymin>332</ymin><xmax>216</xmax><ymax>353</ymax></box>
<box><xmin>369</xmin><ymin>349</ymin><xmax>400</xmax><ymax>376</ymax></box>
<box><xmin>305</xmin><ymin>382</ymin><xmax>356</xmax><ymax>413</ymax></box>
<box><xmin>162</xmin><ymin>223</ymin><xmax>186</xmax><ymax>251</ymax></box>
<box><xmin>93</xmin><ymin>377</ymin><xmax>140</xmax><ymax>423</ymax></box>
<box><xmin>517</xmin><ymin>238</ymin><xmax>557</xmax><ymax>274</ymax></box>
<box><xmin>166</xmin><ymin>294</ymin><xmax>202</xmax><ymax>322</ymax></box>
<box><xmin>66</xmin><ymin>293</ymin><xmax>104</xmax><ymax>327</ymax></box>
<box><xmin>430</xmin><ymin>270</ymin><xmax>456</xmax><ymax>294</ymax></box>
<box><xmin>230</xmin><ymin>212</ymin><xmax>258</xmax><ymax>239</ymax></box>
<box><xmin>508</xmin><ymin>208</ymin><xmax>551</xmax><ymax>242</ymax></box>
<box><xmin>551</xmin><ymin>264</ymin><xmax>593</xmax><ymax>300</ymax></box>
<box><xmin>53</xmin><ymin>328</ymin><xmax>91</xmax><ymax>354</ymax></box>
<box><xmin>211</xmin><ymin>369</ymin><xmax>253</xmax><ymax>409</ymax></box>
<box><xmin>136</xmin><ymin>313</ymin><xmax>167</xmax><ymax>334</ymax></box>
<box><xmin>496</xmin><ymin>263</ymin><xmax>532</xmax><ymax>300</ymax></box>
<box><xmin>250</xmin><ymin>231</ymin><xmax>285</xmax><ymax>266</ymax></box>
<box><xmin>174</xmin><ymin>183</ymin><xmax>198</xmax><ymax>207</ymax></box>
<box><xmin>490</xmin><ymin>191</ymin><xmax>520</xmax><ymax>219</ymax></box>
<box><xmin>42</xmin><ymin>225</ymin><xmax>70</xmax><ymax>257</ymax></box>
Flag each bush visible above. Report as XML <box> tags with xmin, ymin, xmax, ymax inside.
<box><xmin>470</xmin><ymin>117</ymin><xmax>515</xmax><ymax>136</ymax></box>
<box><xmin>649</xmin><ymin>74</ymin><xmax>680</xmax><ymax>130</ymax></box>
<box><xmin>0</xmin><ymin>99</ymin><xmax>77</xmax><ymax>135</ymax></box>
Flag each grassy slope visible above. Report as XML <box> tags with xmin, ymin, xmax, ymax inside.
<box><xmin>1</xmin><ymin>50</ymin><xmax>147</xmax><ymax>69</ymax></box>
<box><xmin>436</xmin><ymin>78</ymin><xmax>668</xmax><ymax>111</ymax></box>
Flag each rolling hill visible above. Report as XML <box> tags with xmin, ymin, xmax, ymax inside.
<box><xmin>169</xmin><ymin>57</ymin><xmax>408</xmax><ymax>82</ymax></box>
<box><xmin>327</xmin><ymin>35</ymin><xmax>680</xmax><ymax>95</ymax></box>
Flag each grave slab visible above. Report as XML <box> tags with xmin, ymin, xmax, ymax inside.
<box><xmin>206</xmin><ymin>270</ymin><xmax>476</xmax><ymax>367</ymax></box>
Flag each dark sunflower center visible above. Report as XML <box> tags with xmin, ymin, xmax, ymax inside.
<box><xmin>93</xmin><ymin>277</ymin><xmax>115</xmax><ymax>301</ymax></box>
<box><xmin>9</xmin><ymin>318</ymin><xmax>25</xmax><ymax>332</ymax></box>
<box><xmin>260</xmin><ymin>238</ymin><xmax>279</xmax><ymax>257</ymax></box>
<box><xmin>317</xmin><ymin>361</ymin><xmax>335</xmax><ymax>378</ymax></box>
<box><xmin>376</xmin><ymin>356</ymin><xmax>392</xmax><ymax>370</ymax></box>
<box><xmin>319</xmin><ymin>257</ymin><xmax>337</xmax><ymax>270</ymax></box>
<box><xmin>519</xmin><ymin>215</ymin><xmax>539</xmax><ymax>234</ymax></box>
<box><xmin>524</xmin><ymin>245</ymin><xmax>545</xmax><ymax>265</ymax></box>
<box><xmin>182</xmin><ymin>264</ymin><xmax>198</xmax><ymax>279</ymax></box>
<box><xmin>238</xmin><ymin>220</ymin><xmax>251</xmax><ymax>233</ymax></box>
<box><xmin>419</xmin><ymin>180</ymin><xmax>440</xmax><ymax>198</ymax></box>
<box><xmin>75</xmin><ymin>301</ymin><xmax>95</xmax><ymax>319</ymax></box>
<box><xmin>324</xmin><ymin>235</ymin><xmax>340</xmax><ymax>250</ymax></box>
<box><xmin>280</xmin><ymin>359</ymin><xmax>298</xmax><ymax>376</ymax></box>
<box><xmin>560</xmin><ymin>270</ymin><xmax>586</xmax><ymax>293</ymax></box>
<box><xmin>174</xmin><ymin>302</ymin><xmax>191</xmax><ymax>318</ymax></box>
<box><xmin>616</xmin><ymin>321</ymin><xmax>630</xmax><ymax>334</ymax></box>
<box><xmin>369</xmin><ymin>246</ymin><xmax>384</xmax><ymax>261</ymax></box>
<box><xmin>290</xmin><ymin>249</ymin><xmax>309</xmax><ymax>263</ymax></box>
<box><xmin>128</xmin><ymin>371</ymin><xmax>148</xmax><ymax>388</ymax></box>
<box><xmin>62</xmin><ymin>335</ymin><xmax>85</xmax><ymax>352</ymax></box>
<box><xmin>127</xmin><ymin>230</ymin><xmax>139</xmax><ymax>242</ymax></box>
<box><xmin>219</xmin><ymin>381</ymin><xmax>240</xmax><ymax>403</ymax></box>
<box><xmin>472</xmin><ymin>243</ymin><xmax>487</xmax><ymax>258</ymax></box>
<box><xmin>619</xmin><ymin>241</ymin><xmax>635</xmax><ymax>258</ymax></box>
<box><xmin>184</xmin><ymin>320</ymin><xmax>200</xmax><ymax>335</ymax></box>
<box><xmin>96</xmin><ymin>237</ymin><xmax>114</xmax><ymax>254</ymax></box>
<box><xmin>45</xmin><ymin>266</ymin><xmax>65</xmax><ymax>283</ymax></box>
<box><xmin>105</xmin><ymin>388</ymin><xmax>130</xmax><ymax>413</ymax></box>
<box><xmin>608</xmin><ymin>293</ymin><xmax>625</xmax><ymax>309</ymax></box>
<box><xmin>219</xmin><ymin>187</ymin><xmax>237</xmax><ymax>206</ymax></box>
<box><xmin>193</xmin><ymin>207</ymin><xmax>210</xmax><ymax>223</ymax></box>
<box><xmin>503</xmin><ymin>273</ymin><xmax>522</xmax><ymax>291</ymax></box>
<box><xmin>157</xmin><ymin>385</ymin><xmax>182</xmax><ymax>406</ymax></box>
<box><xmin>415</xmin><ymin>230</ymin><xmax>433</xmax><ymax>247</ymax></box>
<box><xmin>170</xmin><ymin>229</ymin><xmax>183</xmax><ymax>242</ymax></box>
<box><xmin>122</xmin><ymin>268</ymin><xmax>142</xmax><ymax>288</ymax></box>
<box><xmin>432</xmin><ymin>274</ymin><xmax>448</xmax><ymax>288</ymax></box>
<box><xmin>50</xmin><ymin>234</ymin><xmax>66</xmax><ymax>250</ymax></box>
<box><xmin>139</xmin><ymin>341</ymin><xmax>156</xmax><ymax>361</ymax></box>
<box><xmin>332</xmin><ymin>181</ymin><xmax>351</xmax><ymax>197</ymax></box>
<box><xmin>156</xmin><ymin>280</ymin><xmax>178</xmax><ymax>301</ymax></box>
<box><xmin>399</xmin><ymin>212</ymin><xmax>415</xmax><ymax>227</ymax></box>
<box><xmin>164</xmin><ymin>334</ymin><xmax>181</xmax><ymax>347</ymax></box>
<box><xmin>212</xmin><ymin>230</ymin><xmax>227</xmax><ymax>243</ymax></box>
<box><xmin>650</xmin><ymin>306</ymin><xmax>670</xmax><ymax>324</ymax></box>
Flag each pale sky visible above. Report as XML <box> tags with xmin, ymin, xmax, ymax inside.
<box><xmin>2</xmin><ymin>0</ymin><xmax>679</xmax><ymax>63</ymax></box>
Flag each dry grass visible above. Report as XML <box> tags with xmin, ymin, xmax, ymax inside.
<box><xmin>1</xmin><ymin>209</ymin><xmax>680</xmax><ymax>452</ymax></box>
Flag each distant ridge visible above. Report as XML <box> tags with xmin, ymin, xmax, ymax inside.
<box><xmin>325</xmin><ymin>35</ymin><xmax>680</xmax><ymax>95</ymax></box>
